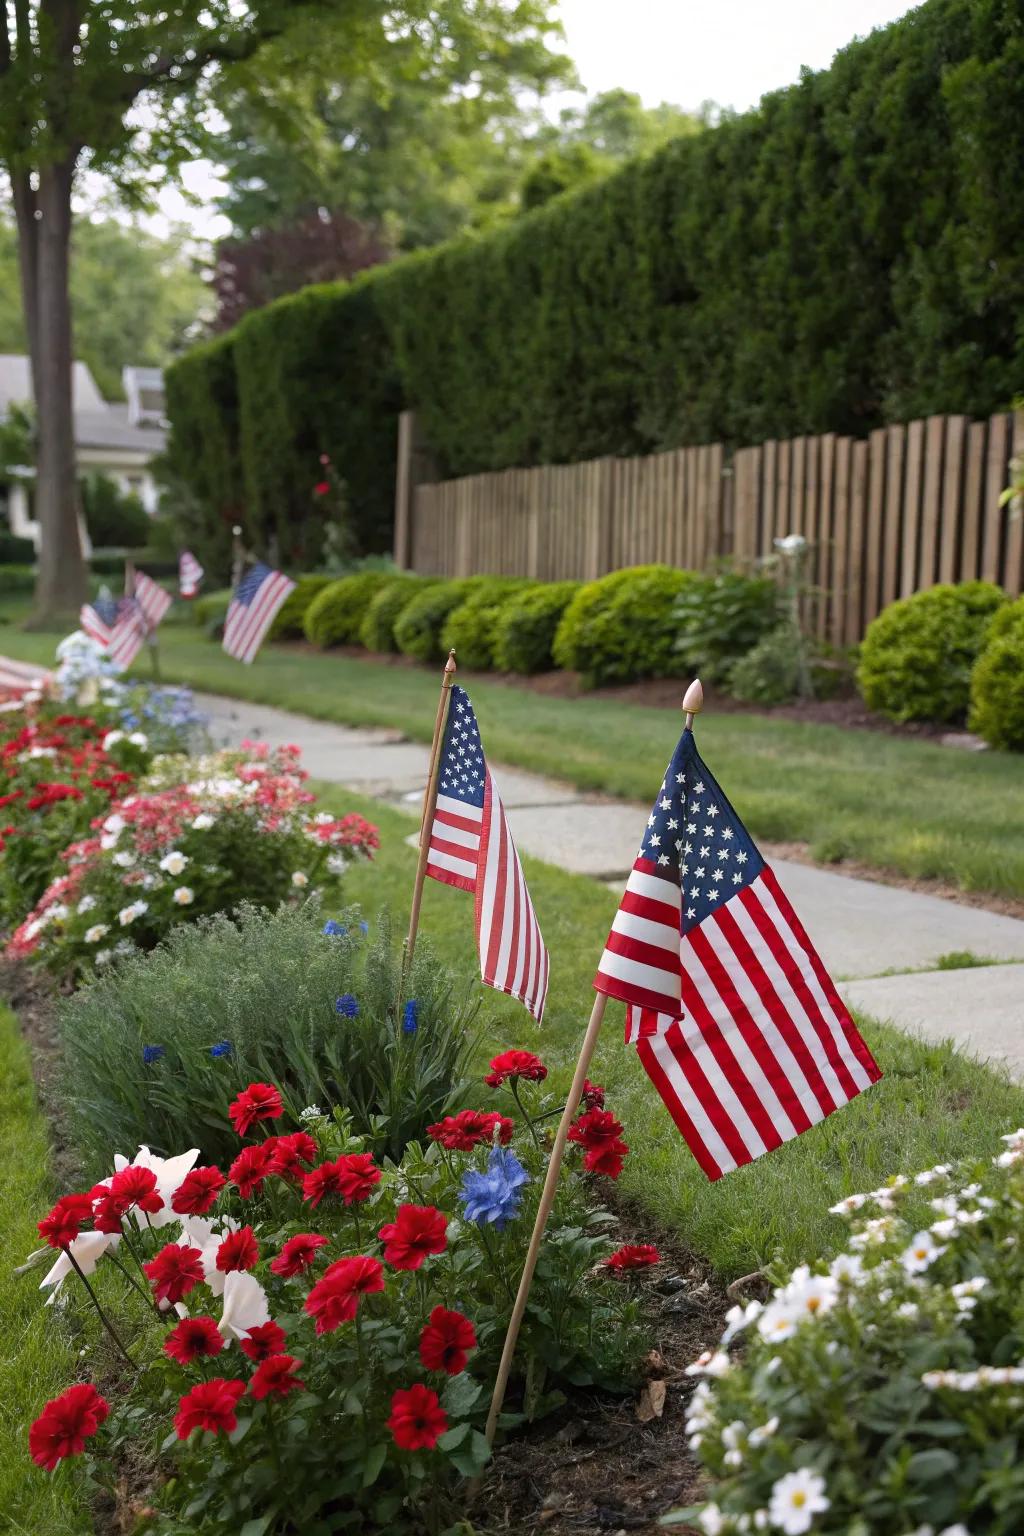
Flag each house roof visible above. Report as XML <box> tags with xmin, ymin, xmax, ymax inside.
<box><xmin>0</xmin><ymin>353</ymin><xmax>165</xmax><ymax>459</ymax></box>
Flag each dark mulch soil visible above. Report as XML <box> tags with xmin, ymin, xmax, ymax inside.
<box><xmin>1</xmin><ymin>957</ymin><xmax>82</xmax><ymax>1187</ymax></box>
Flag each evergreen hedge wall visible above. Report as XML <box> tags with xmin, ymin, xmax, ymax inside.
<box><xmin>165</xmin><ymin>0</ymin><xmax>1024</xmax><ymax>562</ymax></box>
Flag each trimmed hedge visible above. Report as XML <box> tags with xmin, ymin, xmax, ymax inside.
<box><xmin>493</xmin><ymin>581</ymin><xmax>582</xmax><ymax>673</ymax></box>
<box><xmin>303</xmin><ymin>571</ymin><xmax>394</xmax><ymax>648</ymax></box>
<box><xmin>162</xmin><ymin>334</ymin><xmax>244</xmax><ymax>581</ymax></box>
<box><xmin>358</xmin><ymin>574</ymin><xmax>432</xmax><ymax>652</ymax></box>
<box><xmin>969</xmin><ymin>596</ymin><xmax>1024</xmax><ymax>749</ymax></box>
<box><xmin>0</xmin><ymin>532</ymin><xmax>35</xmax><ymax>564</ymax></box>
<box><xmin>394</xmin><ymin>578</ymin><xmax>485</xmax><ymax>664</ymax></box>
<box><xmin>440</xmin><ymin>578</ymin><xmax>532</xmax><ymax>671</ymax></box>
<box><xmin>857</xmin><ymin>581</ymin><xmax>1008</xmax><ymax>723</ymax></box>
<box><xmin>268</xmin><ymin>574</ymin><xmax>333</xmax><ymax>640</ymax></box>
<box><xmin>553</xmin><ymin>565</ymin><xmax>699</xmax><ymax>687</ymax></box>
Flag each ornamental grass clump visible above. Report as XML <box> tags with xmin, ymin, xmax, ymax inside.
<box><xmin>669</xmin><ymin>1134</ymin><xmax>1024</xmax><ymax>1536</ymax></box>
<box><xmin>22</xmin><ymin>1054</ymin><xmax>652</xmax><ymax>1534</ymax></box>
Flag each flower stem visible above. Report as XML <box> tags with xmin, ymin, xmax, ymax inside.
<box><xmin>107</xmin><ymin>1250</ymin><xmax>160</xmax><ymax>1315</ymax></box>
<box><xmin>66</xmin><ymin>1249</ymin><xmax>136</xmax><ymax>1369</ymax></box>
<box><xmin>509</xmin><ymin>1080</ymin><xmax>541</xmax><ymax>1151</ymax></box>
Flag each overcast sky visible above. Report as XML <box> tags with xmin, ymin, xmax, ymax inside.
<box><xmin>154</xmin><ymin>0</ymin><xmax>917</xmax><ymax>240</ymax></box>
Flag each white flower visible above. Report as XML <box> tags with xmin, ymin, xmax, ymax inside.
<box><xmin>930</xmin><ymin>1217</ymin><xmax>960</xmax><ymax>1240</ymax></box>
<box><xmin>159</xmin><ymin>851</ymin><xmax>188</xmax><ymax>875</ymax></box>
<box><xmin>299</xmin><ymin>1104</ymin><xmax>323</xmax><ymax>1122</ymax></box>
<box><xmin>758</xmin><ymin>1299</ymin><xmax>799</xmax><ymax>1342</ymax></box>
<box><xmin>314</xmin><ymin>812</ymin><xmax>334</xmax><ymax>825</ymax></box>
<box><xmin>326</xmin><ymin>852</ymin><xmax>348</xmax><ymax>876</ymax></box>
<box><xmin>99</xmin><ymin>834</ymin><xmax>118</xmax><ymax>851</ymax></box>
<box><xmin>768</xmin><ymin>1469</ymin><xmax>829</xmax><ymax>1535</ymax></box>
<box><xmin>699</xmin><ymin>1504</ymin><xmax>727</xmax><ymax>1535</ymax></box>
<box><xmin>685</xmin><ymin>1350</ymin><xmax>731</xmax><ymax>1378</ymax></box>
<box><xmin>721</xmin><ymin>1420</ymin><xmax>747</xmax><ymax>1467</ymax></box>
<box><xmin>828</xmin><ymin>1193</ymin><xmax>868</xmax><ymax>1216</ymax></box>
<box><xmin>112</xmin><ymin>850</ymin><xmax>136</xmax><ymax>868</ymax></box>
<box><xmin>49</xmin><ymin>903</ymin><xmax>69</xmax><ymax>922</ymax></box>
<box><xmin>897</xmin><ymin>1302</ymin><xmax>919</xmax><ymax>1320</ymax></box>
<box><xmin>291</xmin><ymin>870</ymin><xmax>309</xmax><ymax>888</ymax></box>
<box><xmin>721</xmin><ymin>1299</ymin><xmax>763</xmax><ymax>1344</ymax></box>
<box><xmin>83</xmin><ymin>924</ymin><xmax>110</xmax><ymax>944</ymax></box>
<box><xmin>786</xmin><ymin>1274</ymin><xmax>838</xmax><ymax>1320</ymax></box>
<box><xmin>94</xmin><ymin>948</ymin><xmax>112</xmax><ymax>966</ymax></box>
<box><xmin>77</xmin><ymin>895</ymin><xmax>97</xmax><ymax>914</ymax></box>
<box><xmin>39</xmin><ymin>1231</ymin><xmax>118</xmax><ymax>1303</ymax></box>
<box><xmin>27</xmin><ymin>746</ymin><xmax>56</xmax><ymax>759</ymax></box>
<box><xmin>749</xmin><ymin>1416</ymin><xmax>779</xmax><ymax>1447</ymax></box>
<box><xmin>774</xmin><ymin>533</ymin><xmax>808</xmax><ymax>556</ymax></box>
<box><xmin>173</xmin><ymin>886</ymin><xmax>195</xmax><ymax>906</ymax></box>
<box><xmin>103</xmin><ymin>814</ymin><xmax>125</xmax><ymax>835</ymax></box>
<box><xmin>112</xmin><ymin>1145</ymin><xmax>200</xmax><ymax>1229</ymax></box>
<box><xmin>220</xmin><ymin>1270</ymin><xmax>270</xmax><ymax>1343</ymax></box>
<box><xmin>828</xmin><ymin>1252</ymin><xmax>864</xmax><ymax>1286</ymax></box>
<box><xmin>117</xmin><ymin>900</ymin><xmax>148</xmax><ymax>926</ymax></box>
<box><xmin>192</xmin><ymin>813</ymin><xmax>215</xmax><ymax>830</ymax></box>
<box><xmin>850</xmin><ymin>1216</ymin><xmax>895</xmax><ymax>1249</ymax></box>
<box><xmin>938</xmin><ymin>1526</ymin><xmax>971</xmax><ymax>1536</ymax></box>
<box><xmin>126</xmin><ymin>731</ymin><xmax>147</xmax><ymax>747</ymax></box>
<box><xmin>102</xmin><ymin>730</ymin><xmax>125</xmax><ymax>749</ymax></box>
<box><xmin>952</xmin><ymin>1277</ymin><xmax>988</xmax><ymax>1298</ymax></box>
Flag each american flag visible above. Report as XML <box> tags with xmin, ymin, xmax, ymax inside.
<box><xmin>179</xmin><ymin>550</ymin><xmax>204</xmax><ymax>598</ymax></box>
<box><xmin>223</xmin><ymin>562</ymin><xmax>295</xmax><ymax>664</ymax></box>
<box><xmin>79</xmin><ymin>595</ymin><xmax>147</xmax><ymax>672</ymax></box>
<box><xmin>0</xmin><ymin>655</ymin><xmax>50</xmax><ymax>698</ymax></box>
<box><xmin>426</xmin><ymin>685</ymin><xmax>549</xmax><ymax>1022</ymax></box>
<box><xmin>132</xmin><ymin>569</ymin><xmax>172</xmax><ymax>630</ymax></box>
<box><xmin>595</xmin><ymin>726</ymin><xmax>881</xmax><ymax>1181</ymax></box>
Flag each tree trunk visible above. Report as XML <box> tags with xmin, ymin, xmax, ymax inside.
<box><xmin>28</xmin><ymin>155</ymin><xmax>86</xmax><ymax>626</ymax></box>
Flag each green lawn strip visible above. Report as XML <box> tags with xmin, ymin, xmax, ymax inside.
<box><xmin>0</xmin><ymin>1005</ymin><xmax>91</xmax><ymax>1536</ymax></box>
<box><xmin>326</xmin><ymin>785</ymin><xmax>1024</xmax><ymax>1278</ymax></box>
<box><xmin>1</xmin><ymin>612</ymin><xmax>1021</xmax><ymax>899</ymax></box>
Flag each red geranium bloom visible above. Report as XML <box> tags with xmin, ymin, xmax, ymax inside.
<box><xmin>378</xmin><ymin>1205</ymin><xmax>448</xmax><ymax>1271</ymax></box>
<box><xmin>334</xmin><ymin>1152</ymin><xmax>381</xmax><ymax>1204</ymax></box>
<box><xmin>583</xmin><ymin>1140</ymin><xmax>629</xmax><ymax>1179</ymax></box>
<box><xmin>266</xmin><ymin>1132</ymin><xmax>318</xmax><ymax>1182</ymax></box>
<box><xmin>107</xmin><ymin>1164</ymin><xmax>164</xmax><ymax>1217</ymax></box>
<box><xmin>29</xmin><ymin>1383</ymin><xmax>109</xmax><ymax>1470</ymax></box>
<box><xmin>174</xmin><ymin>1378</ymin><xmax>247</xmax><ymax>1440</ymax></box>
<box><xmin>387</xmin><ymin>1384</ymin><xmax>448</xmax><ymax>1451</ymax></box>
<box><xmin>216</xmin><ymin>1225</ymin><xmax>259</xmax><ymax>1273</ymax></box>
<box><xmin>581</xmin><ymin>1078</ymin><xmax>605</xmax><ymax>1110</ymax></box>
<box><xmin>38</xmin><ymin>1193</ymin><xmax>94</xmax><ymax>1249</ymax></box>
<box><xmin>143</xmin><ymin>1243</ymin><xmax>205</xmax><ymax>1305</ymax></box>
<box><xmin>164</xmin><ymin>1316</ymin><xmax>226</xmax><ymax>1364</ymax></box>
<box><xmin>249</xmin><ymin>1353</ymin><xmax>306</xmax><ymax>1401</ymax></box>
<box><xmin>172</xmin><ymin>1165</ymin><xmax>226</xmax><ymax>1216</ymax></box>
<box><xmin>228</xmin><ymin>1142</ymin><xmax>274</xmax><ymax>1199</ymax></box>
<box><xmin>228</xmin><ymin>1081</ymin><xmax>283</xmax><ymax>1137</ymax></box>
<box><xmin>301</xmin><ymin>1160</ymin><xmax>344</xmax><ymax>1208</ymax></box>
<box><xmin>313</xmin><ymin>480</ymin><xmax>330</xmax><ymax>497</ymax></box>
<box><xmin>90</xmin><ymin>1185</ymin><xmax>124</xmax><ymax>1235</ymax></box>
<box><xmin>239</xmin><ymin>1320</ymin><xmax>287</xmax><ymax>1362</ymax></box>
<box><xmin>568</xmin><ymin>1108</ymin><xmax>625</xmax><ymax>1149</ymax></box>
<box><xmin>270</xmin><ymin>1233</ymin><xmax>329</xmax><ymax>1278</ymax></box>
<box><xmin>427</xmin><ymin>1110</ymin><xmax>515</xmax><ymax>1151</ymax></box>
<box><xmin>484</xmin><ymin>1049</ymin><xmax>547</xmax><ymax>1088</ymax></box>
<box><xmin>304</xmin><ymin>1255</ymin><xmax>385</xmax><ymax>1334</ymax></box>
<box><xmin>419</xmin><ymin>1306</ymin><xmax>477</xmax><ymax>1375</ymax></box>
<box><xmin>604</xmin><ymin>1244</ymin><xmax>660</xmax><ymax>1273</ymax></box>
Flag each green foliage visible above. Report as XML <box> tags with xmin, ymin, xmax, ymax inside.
<box><xmin>393</xmin><ymin>577</ymin><xmax>483</xmax><ymax>664</ymax></box>
<box><xmin>162</xmin><ymin>335</ymin><xmax>244</xmax><ymax>583</ymax></box>
<box><xmin>553</xmin><ymin>565</ymin><xmax>697</xmax><ymax>687</ymax></box>
<box><xmin>858</xmin><ymin>581</ymin><xmax>1007</xmax><ymax>724</ymax></box>
<box><xmin>358</xmin><ymin>574</ymin><xmax>436</xmax><ymax>652</ymax></box>
<box><xmin>492</xmin><ymin>580</ymin><xmax>581</xmax><ymax>673</ymax></box>
<box><xmin>191</xmin><ymin>589</ymin><xmax>233</xmax><ymax>636</ymax></box>
<box><xmin>302</xmin><ymin>571</ymin><xmax>393</xmax><ymax>648</ymax></box>
<box><xmin>730</xmin><ymin>626</ymin><xmax>806</xmax><ymax>706</ymax></box>
<box><xmin>267</xmin><ymin>574</ymin><xmax>333</xmax><ymax>640</ymax></box>
<box><xmin>80</xmin><ymin>472</ymin><xmax>151</xmax><ymax>549</ymax></box>
<box><xmin>673</xmin><ymin>571</ymin><xmax>780</xmax><ymax>683</ymax></box>
<box><xmin>969</xmin><ymin>596</ymin><xmax>1024</xmax><ymax>750</ymax></box>
<box><xmin>440</xmin><ymin>578</ymin><xmax>531</xmax><ymax>671</ymax></box>
<box><xmin>0</xmin><ymin>536</ymin><xmax>35</xmax><ymax>566</ymax></box>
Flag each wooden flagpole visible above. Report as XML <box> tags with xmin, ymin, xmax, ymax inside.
<box><xmin>483</xmin><ymin>677</ymin><xmax>705</xmax><ymax>1447</ymax></box>
<box><xmin>405</xmin><ymin>648</ymin><xmax>457</xmax><ymax>966</ymax></box>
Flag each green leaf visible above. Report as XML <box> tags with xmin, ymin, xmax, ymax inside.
<box><xmin>436</xmin><ymin>1423</ymin><xmax>472</xmax><ymax>1451</ymax></box>
<box><xmin>360</xmin><ymin>1442</ymin><xmax>389</xmax><ymax>1488</ymax></box>
<box><xmin>442</xmin><ymin>1373</ymin><xmax>484</xmax><ymax>1417</ymax></box>
<box><xmin>907</xmin><ymin>1448</ymin><xmax>960</xmax><ymax>1482</ymax></box>
<box><xmin>448</xmin><ymin>1429</ymin><xmax>492</xmax><ymax>1478</ymax></box>
<box><xmin>239</xmin><ymin>1518</ymin><xmax>273</xmax><ymax>1536</ymax></box>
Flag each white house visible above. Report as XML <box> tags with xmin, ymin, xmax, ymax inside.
<box><xmin>0</xmin><ymin>355</ymin><xmax>167</xmax><ymax>554</ymax></box>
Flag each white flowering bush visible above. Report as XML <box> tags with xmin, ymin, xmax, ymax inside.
<box><xmin>670</xmin><ymin>1133</ymin><xmax>1024</xmax><ymax>1536</ymax></box>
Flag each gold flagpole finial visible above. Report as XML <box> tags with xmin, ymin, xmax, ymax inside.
<box><xmin>683</xmin><ymin>677</ymin><xmax>704</xmax><ymax>731</ymax></box>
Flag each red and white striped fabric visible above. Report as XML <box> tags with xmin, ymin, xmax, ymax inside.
<box><xmin>132</xmin><ymin>569</ymin><xmax>172</xmax><ymax>629</ymax></box>
<box><xmin>79</xmin><ymin>598</ymin><xmax>147</xmax><ymax>672</ymax></box>
<box><xmin>594</xmin><ymin>726</ymin><xmax>881</xmax><ymax>1181</ymax></box>
<box><xmin>0</xmin><ymin>655</ymin><xmax>50</xmax><ymax>698</ymax></box>
<box><xmin>179</xmin><ymin>550</ymin><xmax>204</xmax><ymax>598</ymax></box>
<box><xmin>223</xmin><ymin>563</ymin><xmax>295</xmax><ymax>664</ymax></box>
<box><xmin>426</xmin><ymin>684</ymin><xmax>549</xmax><ymax>1022</ymax></box>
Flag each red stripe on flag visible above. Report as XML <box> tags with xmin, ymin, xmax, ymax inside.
<box><xmin>677</xmin><ymin>961</ymin><xmax>788</xmax><ymax>1154</ymax></box>
<box><xmin>636</xmin><ymin>1026</ymin><xmax>729</xmax><ymax>1181</ymax></box>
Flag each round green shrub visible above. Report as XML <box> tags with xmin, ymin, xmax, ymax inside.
<box><xmin>303</xmin><ymin>570</ymin><xmax>393</xmax><ymax>648</ymax></box>
<box><xmin>492</xmin><ymin>580</ymin><xmax>582</xmax><ymax>673</ymax></box>
<box><xmin>268</xmin><ymin>573</ymin><xmax>333</xmax><ymax>640</ymax></box>
<box><xmin>553</xmin><ymin>564</ymin><xmax>700</xmax><ymax>687</ymax></box>
<box><xmin>440</xmin><ymin>578</ymin><xmax>532</xmax><ymax>671</ymax></box>
<box><xmin>729</xmin><ymin>625</ymin><xmax>804</xmax><ymax>705</ymax></box>
<box><xmin>857</xmin><ymin>581</ymin><xmax>1008</xmax><ymax>724</ymax></box>
<box><xmin>358</xmin><ymin>574</ymin><xmax>435</xmax><ymax>652</ymax></box>
<box><xmin>968</xmin><ymin>595</ymin><xmax>1024</xmax><ymax>750</ymax></box>
<box><xmin>393</xmin><ymin>576</ymin><xmax>485</xmax><ymax>664</ymax></box>
<box><xmin>673</xmin><ymin>571</ymin><xmax>780</xmax><ymax>682</ymax></box>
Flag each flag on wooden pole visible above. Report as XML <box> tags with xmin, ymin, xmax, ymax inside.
<box><xmin>223</xmin><ymin>562</ymin><xmax>295</xmax><ymax>664</ymax></box>
<box><xmin>0</xmin><ymin>655</ymin><xmax>50</xmax><ymax>699</ymax></box>
<box><xmin>79</xmin><ymin>595</ymin><xmax>147</xmax><ymax>671</ymax></box>
<box><xmin>132</xmin><ymin>569</ymin><xmax>172</xmax><ymax>630</ymax></box>
<box><xmin>179</xmin><ymin>551</ymin><xmax>204</xmax><ymax>598</ymax></box>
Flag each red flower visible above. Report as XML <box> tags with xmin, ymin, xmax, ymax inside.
<box><xmin>266</xmin><ymin>1132</ymin><xmax>318</xmax><ymax>1182</ymax></box>
<box><xmin>581</xmin><ymin>1079</ymin><xmax>605</xmax><ymax>1110</ymax></box>
<box><xmin>604</xmin><ymin>1244</ymin><xmax>660</xmax><ymax>1273</ymax></box>
<box><xmin>583</xmin><ymin>1141</ymin><xmax>628</xmax><ymax>1179</ymax></box>
<box><xmin>249</xmin><ymin>1353</ymin><xmax>305</xmax><ymax>1401</ymax></box>
<box><xmin>229</xmin><ymin>1142</ymin><xmax>274</xmax><ymax>1199</ymax></box>
<box><xmin>568</xmin><ymin>1108</ymin><xmax>625</xmax><ymax>1148</ymax></box>
<box><xmin>335</xmin><ymin>1152</ymin><xmax>381</xmax><ymax>1204</ymax></box>
<box><xmin>174</xmin><ymin>1378</ymin><xmax>247</xmax><ymax>1440</ymax></box>
<box><xmin>90</xmin><ymin>1185</ymin><xmax>124</xmax><ymax>1235</ymax></box>
<box><xmin>164</xmin><ymin>1316</ymin><xmax>225</xmax><ymax>1364</ymax></box>
<box><xmin>387</xmin><ymin>1384</ymin><xmax>448</xmax><ymax>1451</ymax></box>
<box><xmin>270</xmin><ymin>1232</ymin><xmax>329</xmax><ymax>1278</ymax></box>
<box><xmin>172</xmin><ymin>1165</ymin><xmax>226</xmax><ymax>1216</ymax></box>
<box><xmin>484</xmin><ymin>1049</ymin><xmax>547</xmax><ymax>1088</ymax></box>
<box><xmin>143</xmin><ymin>1243</ymin><xmax>205</xmax><ymax>1305</ymax></box>
<box><xmin>29</xmin><ymin>1383</ymin><xmax>109</xmax><ymax>1470</ymax></box>
<box><xmin>313</xmin><ymin>480</ymin><xmax>331</xmax><ymax>497</ymax></box>
<box><xmin>419</xmin><ymin>1306</ymin><xmax>477</xmax><ymax>1375</ymax></box>
<box><xmin>378</xmin><ymin>1205</ymin><xmax>448</xmax><ymax>1271</ymax></box>
<box><xmin>216</xmin><ymin>1225</ymin><xmax>259</xmax><ymax>1273</ymax></box>
<box><xmin>107</xmin><ymin>1165</ymin><xmax>164</xmax><ymax>1217</ymax></box>
<box><xmin>239</xmin><ymin>1320</ymin><xmax>287</xmax><ymax>1362</ymax></box>
<box><xmin>228</xmin><ymin>1081</ymin><xmax>283</xmax><ymax>1137</ymax></box>
<box><xmin>304</xmin><ymin>1255</ymin><xmax>385</xmax><ymax>1334</ymax></box>
<box><xmin>427</xmin><ymin>1110</ymin><xmax>515</xmax><ymax>1151</ymax></box>
<box><xmin>38</xmin><ymin>1193</ymin><xmax>94</xmax><ymax>1249</ymax></box>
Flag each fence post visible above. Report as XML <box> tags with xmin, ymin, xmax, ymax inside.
<box><xmin>393</xmin><ymin>410</ymin><xmax>436</xmax><ymax>569</ymax></box>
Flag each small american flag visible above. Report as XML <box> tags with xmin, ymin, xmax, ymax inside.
<box><xmin>0</xmin><ymin>655</ymin><xmax>50</xmax><ymax>698</ymax></box>
<box><xmin>223</xmin><ymin>562</ymin><xmax>295</xmax><ymax>664</ymax></box>
<box><xmin>595</xmin><ymin>725</ymin><xmax>881</xmax><ymax>1181</ymax></box>
<box><xmin>426</xmin><ymin>685</ymin><xmax>549</xmax><ymax>1021</ymax></box>
<box><xmin>179</xmin><ymin>551</ymin><xmax>204</xmax><ymax>598</ymax></box>
<box><xmin>132</xmin><ymin>569</ymin><xmax>172</xmax><ymax>630</ymax></box>
<box><xmin>79</xmin><ymin>596</ymin><xmax>147</xmax><ymax>672</ymax></box>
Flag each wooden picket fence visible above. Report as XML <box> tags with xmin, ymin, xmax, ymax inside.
<box><xmin>397</xmin><ymin>409</ymin><xmax>1023</xmax><ymax>645</ymax></box>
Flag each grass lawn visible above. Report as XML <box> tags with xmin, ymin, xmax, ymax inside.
<box><xmin>2</xmin><ymin>608</ymin><xmax>1023</xmax><ymax>900</ymax></box>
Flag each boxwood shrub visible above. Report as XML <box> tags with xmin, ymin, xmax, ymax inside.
<box><xmin>857</xmin><ymin>581</ymin><xmax>1008</xmax><ymax>724</ymax></box>
<box><xmin>969</xmin><ymin>596</ymin><xmax>1024</xmax><ymax>750</ymax></box>
<box><xmin>358</xmin><ymin>573</ymin><xmax>434</xmax><ymax>652</ymax></box>
<box><xmin>440</xmin><ymin>578</ymin><xmax>533</xmax><ymax>671</ymax></box>
<box><xmin>393</xmin><ymin>576</ymin><xmax>485</xmax><ymax>664</ymax></box>
<box><xmin>303</xmin><ymin>570</ymin><xmax>394</xmax><ymax>648</ymax></box>
<box><xmin>268</xmin><ymin>573</ymin><xmax>333</xmax><ymax>640</ymax></box>
<box><xmin>553</xmin><ymin>564</ymin><xmax>700</xmax><ymax>687</ymax></box>
<box><xmin>492</xmin><ymin>580</ymin><xmax>582</xmax><ymax>673</ymax></box>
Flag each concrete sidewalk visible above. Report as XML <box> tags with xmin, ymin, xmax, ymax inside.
<box><xmin>197</xmin><ymin>690</ymin><xmax>1024</xmax><ymax>1074</ymax></box>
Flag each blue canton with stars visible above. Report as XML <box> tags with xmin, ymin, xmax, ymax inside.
<box><xmin>639</xmin><ymin>728</ymin><xmax>764</xmax><ymax>934</ymax></box>
<box><xmin>438</xmin><ymin>686</ymin><xmax>486</xmax><ymax>808</ymax></box>
<box><xmin>235</xmin><ymin>562</ymin><xmax>273</xmax><ymax>606</ymax></box>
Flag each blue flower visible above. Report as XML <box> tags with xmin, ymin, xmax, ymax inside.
<box><xmin>335</xmin><ymin>993</ymin><xmax>359</xmax><ymax>1017</ymax></box>
<box><xmin>209</xmin><ymin>1040</ymin><xmax>233</xmax><ymax>1058</ymax></box>
<box><xmin>323</xmin><ymin>919</ymin><xmax>347</xmax><ymax>937</ymax></box>
<box><xmin>459</xmin><ymin>1146</ymin><xmax>530</xmax><ymax>1230</ymax></box>
<box><xmin>402</xmin><ymin>999</ymin><xmax>419</xmax><ymax>1035</ymax></box>
<box><xmin>359</xmin><ymin>920</ymin><xmax>369</xmax><ymax>935</ymax></box>
<box><xmin>142</xmin><ymin>1044</ymin><xmax>165</xmax><ymax>1064</ymax></box>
